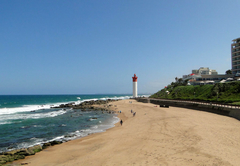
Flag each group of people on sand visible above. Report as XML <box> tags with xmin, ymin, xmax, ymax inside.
<box><xmin>119</xmin><ymin>109</ymin><xmax>137</xmax><ymax>126</ymax></box>
<box><xmin>131</xmin><ymin>109</ymin><xmax>136</xmax><ymax>117</ymax></box>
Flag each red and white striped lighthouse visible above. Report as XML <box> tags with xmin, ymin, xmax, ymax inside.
<box><xmin>132</xmin><ymin>74</ymin><xmax>138</xmax><ymax>98</ymax></box>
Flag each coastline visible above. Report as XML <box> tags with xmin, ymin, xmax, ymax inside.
<box><xmin>0</xmin><ymin>95</ymin><xmax>134</xmax><ymax>155</ymax></box>
<box><xmin>9</xmin><ymin>100</ymin><xmax>127</xmax><ymax>166</ymax></box>
<box><xmin>10</xmin><ymin>99</ymin><xmax>240</xmax><ymax>166</ymax></box>
<box><xmin>0</xmin><ymin>99</ymin><xmax>120</xmax><ymax>165</ymax></box>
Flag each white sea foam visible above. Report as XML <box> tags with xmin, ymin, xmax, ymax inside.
<box><xmin>7</xmin><ymin>137</ymin><xmax>45</xmax><ymax>152</ymax></box>
<box><xmin>84</xmin><ymin>115</ymin><xmax>119</xmax><ymax>135</ymax></box>
<box><xmin>33</xmin><ymin>125</ymin><xmax>42</xmax><ymax>128</ymax></box>
<box><xmin>0</xmin><ymin>99</ymin><xmax>74</xmax><ymax>116</ymax></box>
<box><xmin>0</xmin><ymin>95</ymin><xmax>149</xmax><ymax>116</ymax></box>
<box><xmin>49</xmin><ymin>135</ymin><xmax>65</xmax><ymax>142</ymax></box>
<box><xmin>91</xmin><ymin>125</ymin><xmax>98</xmax><ymax>129</ymax></box>
<box><xmin>0</xmin><ymin>109</ymin><xmax>67</xmax><ymax>125</ymax></box>
<box><xmin>73</xmin><ymin>98</ymin><xmax>98</xmax><ymax>105</ymax></box>
<box><xmin>61</xmin><ymin>115</ymin><xmax>120</xmax><ymax>142</ymax></box>
<box><xmin>72</xmin><ymin>95</ymin><xmax>143</xmax><ymax>106</ymax></box>
<box><xmin>89</xmin><ymin>118</ymin><xmax>97</xmax><ymax>121</ymax></box>
<box><xmin>0</xmin><ymin>104</ymin><xmax>51</xmax><ymax>115</ymax></box>
<box><xmin>0</xmin><ymin>121</ymin><xmax>12</xmax><ymax>125</ymax></box>
<box><xmin>1</xmin><ymin>114</ymin><xmax>120</xmax><ymax>153</ymax></box>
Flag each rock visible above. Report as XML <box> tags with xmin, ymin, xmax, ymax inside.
<box><xmin>51</xmin><ymin>99</ymin><xmax>117</xmax><ymax>114</ymax></box>
<box><xmin>27</xmin><ymin>145</ymin><xmax>42</xmax><ymax>155</ymax></box>
<box><xmin>2</xmin><ymin>149</ymin><xmax>20</xmax><ymax>155</ymax></box>
<box><xmin>0</xmin><ymin>145</ymin><xmax>42</xmax><ymax>165</ymax></box>
<box><xmin>49</xmin><ymin>140</ymin><xmax>62</xmax><ymax>146</ymax></box>
<box><xmin>0</xmin><ymin>155</ymin><xmax>8</xmax><ymax>165</ymax></box>
<box><xmin>7</xmin><ymin>155</ymin><xmax>15</xmax><ymax>162</ymax></box>
<box><xmin>88</xmin><ymin>117</ymin><xmax>97</xmax><ymax>121</ymax></box>
<box><xmin>18</xmin><ymin>149</ymin><xmax>29</xmax><ymax>156</ymax></box>
<box><xmin>14</xmin><ymin>154</ymin><xmax>25</xmax><ymax>160</ymax></box>
<box><xmin>42</xmin><ymin>143</ymin><xmax>51</xmax><ymax>149</ymax></box>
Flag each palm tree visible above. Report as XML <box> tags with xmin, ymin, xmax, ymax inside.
<box><xmin>175</xmin><ymin>77</ymin><xmax>178</xmax><ymax>82</ymax></box>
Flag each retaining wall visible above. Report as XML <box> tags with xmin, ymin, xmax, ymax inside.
<box><xmin>136</xmin><ymin>98</ymin><xmax>240</xmax><ymax>121</ymax></box>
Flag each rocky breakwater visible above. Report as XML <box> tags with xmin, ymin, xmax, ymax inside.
<box><xmin>0</xmin><ymin>141</ymin><xmax>65</xmax><ymax>166</ymax></box>
<box><xmin>0</xmin><ymin>145</ymin><xmax>42</xmax><ymax>166</ymax></box>
<box><xmin>52</xmin><ymin>99</ymin><xmax>120</xmax><ymax>113</ymax></box>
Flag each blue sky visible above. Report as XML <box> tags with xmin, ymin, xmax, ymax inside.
<box><xmin>1</xmin><ymin>0</ymin><xmax>239</xmax><ymax>95</ymax></box>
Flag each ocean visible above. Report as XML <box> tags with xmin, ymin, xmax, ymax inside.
<box><xmin>0</xmin><ymin>94</ymin><xmax>148</xmax><ymax>153</ymax></box>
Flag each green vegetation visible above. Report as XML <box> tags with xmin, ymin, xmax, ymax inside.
<box><xmin>150</xmin><ymin>81</ymin><xmax>240</xmax><ymax>103</ymax></box>
<box><xmin>225</xmin><ymin>69</ymin><xmax>232</xmax><ymax>75</ymax></box>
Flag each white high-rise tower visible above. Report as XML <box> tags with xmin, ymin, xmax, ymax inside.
<box><xmin>132</xmin><ymin>74</ymin><xmax>138</xmax><ymax>98</ymax></box>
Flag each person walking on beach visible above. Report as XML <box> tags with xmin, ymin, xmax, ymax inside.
<box><xmin>133</xmin><ymin>112</ymin><xmax>136</xmax><ymax>117</ymax></box>
<box><xmin>120</xmin><ymin>120</ymin><xmax>123</xmax><ymax>126</ymax></box>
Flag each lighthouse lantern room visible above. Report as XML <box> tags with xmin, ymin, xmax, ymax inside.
<box><xmin>132</xmin><ymin>74</ymin><xmax>138</xmax><ymax>98</ymax></box>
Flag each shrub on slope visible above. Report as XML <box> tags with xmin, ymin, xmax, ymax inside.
<box><xmin>150</xmin><ymin>81</ymin><xmax>240</xmax><ymax>103</ymax></box>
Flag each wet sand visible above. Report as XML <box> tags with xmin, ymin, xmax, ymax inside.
<box><xmin>13</xmin><ymin>99</ymin><xmax>240</xmax><ymax>166</ymax></box>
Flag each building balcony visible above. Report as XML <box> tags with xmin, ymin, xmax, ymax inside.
<box><xmin>232</xmin><ymin>52</ymin><xmax>240</xmax><ymax>57</ymax></box>
<box><xmin>232</xmin><ymin>56</ymin><xmax>240</xmax><ymax>61</ymax></box>
<box><xmin>232</xmin><ymin>45</ymin><xmax>240</xmax><ymax>49</ymax></box>
<box><xmin>232</xmin><ymin>49</ymin><xmax>240</xmax><ymax>53</ymax></box>
<box><xmin>232</xmin><ymin>62</ymin><xmax>240</xmax><ymax>66</ymax></box>
<box><xmin>232</xmin><ymin>69</ymin><xmax>240</xmax><ymax>75</ymax></box>
<box><xmin>232</xmin><ymin>38</ymin><xmax>240</xmax><ymax>44</ymax></box>
<box><xmin>232</xmin><ymin>66</ymin><xmax>240</xmax><ymax>70</ymax></box>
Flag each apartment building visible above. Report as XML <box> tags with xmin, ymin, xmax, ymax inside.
<box><xmin>232</xmin><ymin>37</ymin><xmax>240</xmax><ymax>74</ymax></box>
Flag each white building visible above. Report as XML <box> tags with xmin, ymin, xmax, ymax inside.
<box><xmin>181</xmin><ymin>67</ymin><xmax>231</xmax><ymax>85</ymax></box>
<box><xmin>192</xmin><ymin>67</ymin><xmax>218</xmax><ymax>75</ymax></box>
<box><xmin>232</xmin><ymin>37</ymin><xmax>240</xmax><ymax>74</ymax></box>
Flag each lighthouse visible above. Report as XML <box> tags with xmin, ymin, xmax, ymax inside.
<box><xmin>132</xmin><ymin>74</ymin><xmax>138</xmax><ymax>98</ymax></box>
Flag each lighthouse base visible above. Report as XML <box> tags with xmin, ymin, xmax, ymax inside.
<box><xmin>133</xmin><ymin>82</ymin><xmax>138</xmax><ymax>98</ymax></box>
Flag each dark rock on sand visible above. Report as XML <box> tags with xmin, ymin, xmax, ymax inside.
<box><xmin>49</xmin><ymin>140</ymin><xmax>62</xmax><ymax>146</ymax></box>
<box><xmin>42</xmin><ymin>143</ymin><xmax>51</xmax><ymax>149</ymax></box>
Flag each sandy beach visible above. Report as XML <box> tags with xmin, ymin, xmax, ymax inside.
<box><xmin>13</xmin><ymin>99</ymin><xmax>240</xmax><ymax>166</ymax></box>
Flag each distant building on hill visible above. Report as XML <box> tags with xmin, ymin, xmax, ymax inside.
<box><xmin>192</xmin><ymin>67</ymin><xmax>218</xmax><ymax>75</ymax></box>
<box><xmin>231</xmin><ymin>37</ymin><xmax>240</xmax><ymax>74</ymax></box>
<box><xmin>183</xmin><ymin>67</ymin><xmax>218</xmax><ymax>81</ymax></box>
<box><xmin>182</xmin><ymin>67</ymin><xmax>234</xmax><ymax>85</ymax></box>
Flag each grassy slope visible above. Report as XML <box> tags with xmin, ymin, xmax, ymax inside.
<box><xmin>150</xmin><ymin>81</ymin><xmax>240</xmax><ymax>103</ymax></box>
